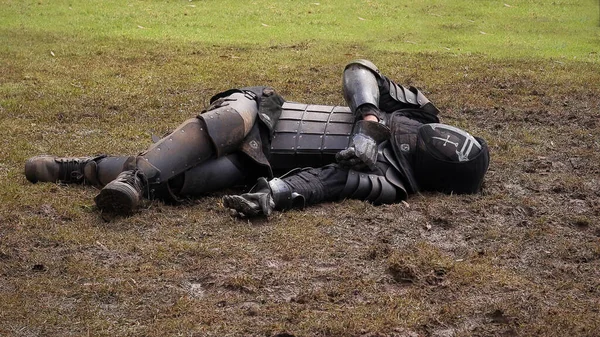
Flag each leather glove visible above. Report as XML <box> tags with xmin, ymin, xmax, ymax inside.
<box><xmin>223</xmin><ymin>192</ymin><xmax>274</xmax><ymax>217</ymax></box>
<box><xmin>336</xmin><ymin>120</ymin><xmax>391</xmax><ymax>170</ymax></box>
<box><xmin>223</xmin><ymin>178</ymin><xmax>274</xmax><ymax>217</ymax></box>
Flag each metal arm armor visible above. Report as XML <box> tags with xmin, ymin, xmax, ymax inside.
<box><xmin>339</xmin><ymin>142</ymin><xmax>408</xmax><ymax>204</ymax></box>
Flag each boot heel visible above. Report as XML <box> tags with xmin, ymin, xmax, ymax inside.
<box><xmin>95</xmin><ymin>170</ymin><xmax>145</xmax><ymax>215</ymax></box>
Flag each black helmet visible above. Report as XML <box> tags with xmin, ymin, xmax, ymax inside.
<box><xmin>414</xmin><ymin>123</ymin><xmax>489</xmax><ymax>194</ymax></box>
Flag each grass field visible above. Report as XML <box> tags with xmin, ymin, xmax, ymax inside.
<box><xmin>1</xmin><ymin>0</ymin><xmax>600</xmax><ymax>336</ymax></box>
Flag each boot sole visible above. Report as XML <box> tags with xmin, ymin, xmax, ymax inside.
<box><xmin>95</xmin><ymin>181</ymin><xmax>141</xmax><ymax>215</ymax></box>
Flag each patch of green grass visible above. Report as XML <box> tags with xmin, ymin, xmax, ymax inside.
<box><xmin>1</xmin><ymin>0</ymin><xmax>598</xmax><ymax>60</ymax></box>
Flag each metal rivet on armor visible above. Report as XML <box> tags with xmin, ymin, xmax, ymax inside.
<box><xmin>210</xmin><ymin>116</ymin><xmax>214</xmax><ymax>119</ymax></box>
<box><xmin>181</xmin><ymin>130</ymin><xmax>185</xmax><ymax>133</ymax></box>
<box><xmin>169</xmin><ymin>138</ymin><xmax>172</xmax><ymax>141</ymax></box>
<box><xmin>323</xmin><ymin>147</ymin><xmax>327</xmax><ymax>149</ymax></box>
<box><xmin>408</xmin><ymin>98</ymin><xmax>412</xmax><ymax>103</ymax></box>
<box><xmin>291</xmin><ymin>147</ymin><xmax>295</xmax><ymax>150</ymax></box>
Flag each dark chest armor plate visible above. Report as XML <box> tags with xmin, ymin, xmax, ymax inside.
<box><xmin>270</xmin><ymin>102</ymin><xmax>355</xmax><ymax>171</ymax></box>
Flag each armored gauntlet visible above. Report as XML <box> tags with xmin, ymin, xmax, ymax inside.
<box><xmin>336</xmin><ymin>120</ymin><xmax>391</xmax><ymax>170</ymax></box>
<box><xmin>223</xmin><ymin>177</ymin><xmax>306</xmax><ymax>217</ymax></box>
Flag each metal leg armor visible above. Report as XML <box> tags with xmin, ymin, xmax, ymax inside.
<box><xmin>96</xmin><ymin>90</ymin><xmax>260</xmax><ymax>214</ymax></box>
<box><xmin>177</xmin><ymin>154</ymin><xmax>248</xmax><ymax>196</ymax></box>
<box><xmin>95</xmin><ymin>116</ymin><xmax>217</xmax><ymax>212</ymax></box>
<box><xmin>199</xmin><ymin>90</ymin><xmax>260</xmax><ymax>156</ymax></box>
<box><xmin>137</xmin><ymin>90</ymin><xmax>260</xmax><ymax>186</ymax></box>
<box><xmin>342</xmin><ymin>63</ymin><xmax>381</xmax><ymax>114</ymax></box>
<box><xmin>136</xmin><ymin>117</ymin><xmax>215</xmax><ymax>186</ymax></box>
<box><xmin>92</xmin><ymin>156</ymin><xmax>130</xmax><ymax>186</ymax></box>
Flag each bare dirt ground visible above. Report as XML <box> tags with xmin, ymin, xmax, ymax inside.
<box><xmin>0</xmin><ymin>52</ymin><xmax>599</xmax><ymax>336</ymax></box>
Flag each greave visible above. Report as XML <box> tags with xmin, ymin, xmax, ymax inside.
<box><xmin>138</xmin><ymin>117</ymin><xmax>214</xmax><ymax>185</ymax></box>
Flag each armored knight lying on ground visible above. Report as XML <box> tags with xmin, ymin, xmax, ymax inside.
<box><xmin>25</xmin><ymin>60</ymin><xmax>490</xmax><ymax>216</ymax></box>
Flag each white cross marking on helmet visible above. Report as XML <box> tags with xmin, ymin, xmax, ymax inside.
<box><xmin>432</xmin><ymin>135</ymin><xmax>459</xmax><ymax>147</ymax></box>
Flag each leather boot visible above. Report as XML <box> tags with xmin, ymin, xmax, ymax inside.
<box><xmin>25</xmin><ymin>155</ymin><xmax>106</xmax><ymax>185</ymax></box>
<box><xmin>94</xmin><ymin>169</ymin><xmax>147</xmax><ymax>215</ymax></box>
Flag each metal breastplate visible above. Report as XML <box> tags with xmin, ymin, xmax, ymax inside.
<box><xmin>269</xmin><ymin>102</ymin><xmax>354</xmax><ymax>171</ymax></box>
